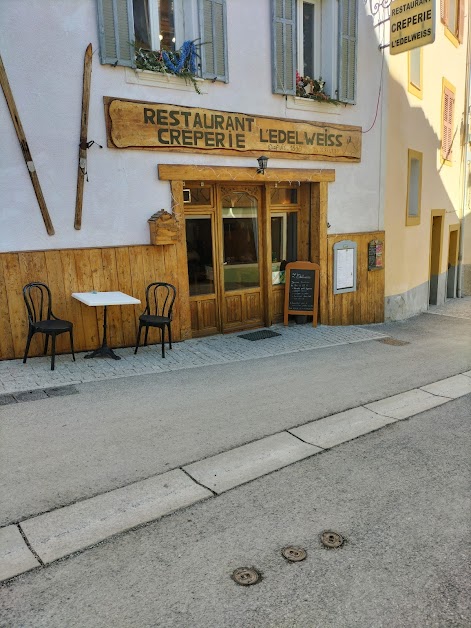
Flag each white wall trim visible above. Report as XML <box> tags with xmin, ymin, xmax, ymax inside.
<box><xmin>125</xmin><ymin>67</ymin><xmax>208</xmax><ymax>93</ymax></box>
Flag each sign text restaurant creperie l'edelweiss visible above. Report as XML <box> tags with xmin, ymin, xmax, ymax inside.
<box><xmin>105</xmin><ymin>98</ymin><xmax>362</xmax><ymax>163</ymax></box>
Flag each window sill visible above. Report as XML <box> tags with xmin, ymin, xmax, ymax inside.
<box><xmin>125</xmin><ymin>68</ymin><xmax>208</xmax><ymax>93</ymax></box>
<box><xmin>286</xmin><ymin>96</ymin><xmax>343</xmax><ymax>116</ymax></box>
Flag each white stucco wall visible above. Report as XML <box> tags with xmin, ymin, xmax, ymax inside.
<box><xmin>0</xmin><ymin>0</ymin><xmax>384</xmax><ymax>252</ymax></box>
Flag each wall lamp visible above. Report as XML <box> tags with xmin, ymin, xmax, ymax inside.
<box><xmin>256</xmin><ymin>155</ymin><xmax>268</xmax><ymax>174</ymax></box>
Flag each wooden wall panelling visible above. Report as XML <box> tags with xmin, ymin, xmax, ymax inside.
<box><xmin>298</xmin><ymin>184</ymin><xmax>310</xmax><ymax>261</ymax></box>
<box><xmin>101</xmin><ymin>248</ymin><xmax>124</xmax><ymax>348</ymax></box>
<box><xmin>114</xmin><ymin>247</ymin><xmax>138</xmax><ymax>346</ymax></box>
<box><xmin>318</xmin><ymin>182</ymin><xmax>328</xmax><ymax>324</ymax></box>
<box><xmin>309</xmin><ymin>183</ymin><xmax>320</xmax><ymax>265</ymax></box>
<box><xmin>163</xmin><ymin>244</ymin><xmax>182</xmax><ymax>342</ymax></box>
<box><xmin>74</xmin><ymin>249</ymin><xmax>100</xmax><ymax>349</ymax></box>
<box><xmin>60</xmin><ymin>249</ymin><xmax>86</xmax><ymax>352</ymax></box>
<box><xmin>0</xmin><ymin>255</ymin><xmax>15</xmax><ymax>359</ymax></box>
<box><xmin>18</xmin><ymin>251</ymin><xmax>49</xmax><ymax>356</ymax></box>
<box><xmin>171</xmin><ymin>180</ymin><xmax>192</xmax><ymax>340</ymax></box>
<box><xmin>326</xmin><ymin>232</ymin><xmax>385</xmax><ymax>326</ymax></box>
<box><xmin>262</xmin><ymin>184</ymin><xmax>272</xmax><ymax>326</ymax></box>
<box><xmin>45</xmin><ymin>250</ymin><xmax>72</xmax><ymax>354</ymax></box>
<box><xmin>3</xmin><ymin>253</ymin><xmax>27</xmax><ymax>357</ymax></box>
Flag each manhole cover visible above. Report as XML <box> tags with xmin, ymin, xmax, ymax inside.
<box><xmin>238</xmin><ymin>329</ymin><xmax>281</xmax><ymax>341</ymax></box>
<box><xmin>231</xmin><ymin>567</ymin><xmax>261</xmax><ymax>586</ymax></box>
<box><xmin>320</xmin><ymin>531</ymin><xmax>345</xmax><ymax>549</ymax></box>
<box><xmin>376</xmin><ymin>337</ymin><xmax>410</xmax><ymax>346</ymax></box>
<box><xmin>281</xmin><ymin>546</ymin><xmax>307</xmax><ymax>562</ymax></box>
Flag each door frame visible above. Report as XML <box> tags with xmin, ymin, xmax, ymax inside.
<box><xmin>429</xmin><ymin>209</ymin><xmax>445</xmax><ymax>306</ymax></box>
<box><xmin>160</xmin><ymin>164</ymin><xmax>335</xmax><ymax>339</ymax></box>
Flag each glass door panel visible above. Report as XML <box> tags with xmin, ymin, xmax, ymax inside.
<box><xmin>185</xmin><ymin>216</ymin><xmax>215</xmax><ymax>296</ymax></box>
<box><xmin>222</xmin><ymin>193</ymin><xmax>260</xmax><ymax>292</ymax></box>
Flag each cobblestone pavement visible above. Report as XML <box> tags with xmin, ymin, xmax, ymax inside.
<box><xmin>1</xmin><ymin>297</ymin><xmax>469</xmax><ymax>396</ymax></box>
<box><xmin>0</xmin><ymin>323</ymin><xmax>388</xmax><ymax>396</ymax></box>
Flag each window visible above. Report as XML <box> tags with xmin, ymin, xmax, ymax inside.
<box><xmin>441</xmin><ymin>79</ymin><xmax>455</xmax><ymax>162</ymax></box>
<box><xmin>271</xmin><ymin>212</ymin><xmax>298</xmax><ymax>284</ymax></box>
<box><xmin>441</xmin><ymin>0</ymin><xmax>465</xmax><ymax>43</ymax></box>
<box><xmin>97</xmin><ymin>0</ymin><xmax>228</xmax><ymax>81</ymax></box>
<box><xmin>272</xmin><ymin>0</ymin><xmax>358</xmax><ymax>103</ymax></box>
<box><xmin>408</xmin><ymin>48</ymin><xmax>422</xmax><ymax>99</ymax></box>
<box><xmin>299</xmin><ymin>0</ymin><xmax>321</xmax><ymax>79</ymax></box>
<box><xmin>406</xmin><ymin>149</ymin><xmax>422</xmax><ymax>226</ymax></box>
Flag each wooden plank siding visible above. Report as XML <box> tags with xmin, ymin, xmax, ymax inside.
<box><xmin>0</xmin><ymin>245</ymin><xmax>183</xmax><ymax>360</ymax></box>
<box><xmin>326</xmin><ymin>232</ymin><xmax>385</xmax><ymax>325</ymax></box>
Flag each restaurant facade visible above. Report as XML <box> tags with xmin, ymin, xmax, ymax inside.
<box><xmin>0</xmin><ymin>0</ymin><xmax>419</xmax><ymax>360</ymax></box>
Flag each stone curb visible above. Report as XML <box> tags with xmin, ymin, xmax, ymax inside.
<box><xmin>1</xmin><ymin>371</ymin><xmax>469</xmax><ymax>583</ymax></box>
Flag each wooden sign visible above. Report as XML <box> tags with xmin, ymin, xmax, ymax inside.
<box><xmin>105</xmin><ymin>97</ymin><xmax>362</xmax><ymax>162</ymax></box>
<box><xmin>148</xmin><ymin>209</ymin><xmax>179</xmax><ymax>245</ymax></box>
<box><xmin>284</xmin><ymin>262</ymin><xmax>320</xmax><ymax>327</ymax></box>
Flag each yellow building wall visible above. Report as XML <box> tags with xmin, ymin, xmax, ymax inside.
<box><xmin>384</xmin><ymin>10</ymin><xmax>468</xmax><ymax>303</ymax></box>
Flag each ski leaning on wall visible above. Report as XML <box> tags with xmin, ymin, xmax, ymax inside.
<box><xmin>0</xmin><ymin>53</ymin><xmax>55</xmax><ymax>236</ymax></box>
<box><xmin>74</xmin><ymin>43</ymin><xmax>93</xmax><ymax>231</ymax></box>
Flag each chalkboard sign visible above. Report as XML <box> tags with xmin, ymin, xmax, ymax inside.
<box><xmin>284</xmin><ymin>262</ymin><xmax>320</xmax><ymax>327</ymax></box>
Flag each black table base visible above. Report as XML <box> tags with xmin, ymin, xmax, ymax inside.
<box><xmin>84</xmin><ymin>305</ymin><xmax>121</xmax><ymax>360</ymax></box>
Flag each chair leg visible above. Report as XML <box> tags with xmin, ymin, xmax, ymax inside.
<box><xmin>51</xmin><ymin>335</ymin><xmax>56</xmax><ymax>371</ymax></box>
<box><xmin>144</xmin><ymin>326</ymin><xmax>149</xmax><ymax>347</ymax></box>
<box><xmin>23</xmin><ymin>329</ymin><xmax>34</xmax><ymax>364</ymax></box>
<box><xmin>161</xmin><ymin>326</ymin><xmax>165</xmax><ymax>358</ymax></box>
<box><xmin>168</xmin><ymin>323</ymin><xmax>172</xmax><ymax>350</ymax></box>
<box><xmin>44</xmin><ymin>334</ymin><xmax>49</xmax><ymax>355</ymax></box>
<box><xmin>69</xmin><ymin>329</ymin><xmax>76</xmax><ymax>361</ymax></box>
<box><xmin>134</xmin><ymin>323</ymin><xmax>143</xmax><ymax>354</ymax></box>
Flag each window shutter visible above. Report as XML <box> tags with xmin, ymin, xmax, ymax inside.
<box><xmin>199</xmin><ymin>0</ymin><xmax>228</xmax><ymax>82</ymax></box>
<box><xmin>442</xmin><ymin>87</ymin><xmax>455</xmax><ymax>160</ymax></box>
<box><xmin>97</xmin><ymin>0</ymin><xmax>135</xmax><ymax>67</ymax></box>
<box><xmin>271</xmin><ymin>0</ymin><xmax>296</xmax><ymax>95</ymax></box>
<box><xmin>458</xmin><ymin>0</ymin><xmax>465</xmax><ymax>42</ymax></box>
<box><xmin>338</xmin><ymin>0</ymin><xmax>358</xmax><ymax>104</ymax></box>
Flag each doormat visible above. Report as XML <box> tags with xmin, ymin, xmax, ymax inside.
<box><xmin>238</xmin><ymin>329</ymin><xmax>282</xmax><ymax>341</ymax></box>
<box><xmin>375</xmin><ymin>337</ymin><xmax>410</xmax><ymax>346</ymax></box>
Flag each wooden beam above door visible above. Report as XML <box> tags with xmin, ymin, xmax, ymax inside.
<box><xmin>158</xmin><ymin>165</ymin><xmax>335</xmax><ymax>183</ymax></box>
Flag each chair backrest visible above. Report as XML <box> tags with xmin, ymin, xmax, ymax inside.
<box><xmin>23</xmin><ymin>282</ymin><xmax>52</xmax><ymax>324</ymax></box>
<box><xmin>144</xmin><ymin>282</ymin><xmax>177</xmax><ymax>318</ymax></box>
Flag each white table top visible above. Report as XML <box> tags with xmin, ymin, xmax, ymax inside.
<box><xmin>72</xmin><ymin>291</ymin><xmax>141</xmax><ymax>307</ymax></box>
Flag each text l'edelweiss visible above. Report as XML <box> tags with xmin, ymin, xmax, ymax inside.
<box><xmin>143</xmin><ymin>108</ymin><xmax>344</xmax><ymax>148</ymax></box>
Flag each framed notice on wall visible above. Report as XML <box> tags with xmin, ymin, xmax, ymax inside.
<box><xmin>283</xmin><ymin>261</ymin><xmax>320</xmax><ymax>327</ymax></box>
<box><xmin>333</xmin><ymin>240</ymin><xmax>357</xmax><ymax>294</ymax></box>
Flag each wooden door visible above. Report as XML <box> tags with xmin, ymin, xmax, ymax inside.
<box><xmin>218</xmin><ymin>186</ymin><xmax>265</xmax><ymax>332</ymax></box>
<box><xmin>185</xmin><ymin>213</ymin><xmax>221</xmax><ymax>336</ymax></box>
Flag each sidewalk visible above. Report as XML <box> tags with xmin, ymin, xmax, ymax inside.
<box><xmin>0</xmin><ymin>322</ymin><xmax>388</xmax><ymax>396</ymax></box>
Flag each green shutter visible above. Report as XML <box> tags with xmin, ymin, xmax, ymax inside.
<box><xmin>199</xmin><ymin>0</ymin><xmax>228</xmax><ymax>82</ymax></box>
<box><xmin>97</xmin><ymin>0</ymin><xmax>135</xmax><ymax>67</ymax></box>
<box><xmin>272</xmin><ymin>0</ymin><xmax>296</xmax><ymax>95</ymax></box>
<box><xmin>338</xmin><ymin>0</ymin><xmax>358</xmax><ymax>104</ymax></box>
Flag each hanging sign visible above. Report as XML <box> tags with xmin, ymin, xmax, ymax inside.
<box><xmin>104</xmin><ymin>98</ymin><xmax>362</xmax><ymax>162</ymax></box>
<box><xmin>283</xmin><ymin>262</ymin><xmax>320</xmax><ymax>327</ymax></box>
<box><xmin>390</xmin><ymin>0</ymin><xmax>435</xmax><ymax>54</ymax></box>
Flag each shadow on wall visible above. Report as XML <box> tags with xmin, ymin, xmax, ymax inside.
<box><xmin>380</xmin><ymin>34</ymin><xmax>468</xmax><ymax>320</ymax></box>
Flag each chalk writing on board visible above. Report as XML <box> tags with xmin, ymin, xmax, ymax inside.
<box><xmin>288</xmin><ymin>270</ymin><xmax>315</xmax><ymax>311</ymax></box>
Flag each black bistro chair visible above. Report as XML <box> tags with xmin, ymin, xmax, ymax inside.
<box><xmin>23</xmin><ymin>282</ymin><xmax>75</xmax><ymax>371</ymax></box>
<box><xmin>134</xmin><ymin>282</ymin><xmax>176</xmax><ymax>358</ymax></box>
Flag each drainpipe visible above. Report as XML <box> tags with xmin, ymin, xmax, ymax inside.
<box><xmin>457</xmin><ymin>9</ymin><xmax>471</xmax><ymax>297</ymax></box>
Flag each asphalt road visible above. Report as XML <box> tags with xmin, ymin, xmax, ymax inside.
<box><xmin>1</xmin><ymin>394</ymin><xmax>470</xmax><ymax>627</ymax></box>
<box><xmin>1</xmin><ymin>312</ymin><xmax>471</xmax><ymax>526</ymax></box>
